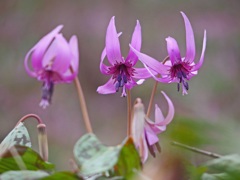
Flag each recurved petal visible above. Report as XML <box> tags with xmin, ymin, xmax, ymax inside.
<box><xmin>62</xmin><ymin>36</ymin><xmax>79</xmax><ymax>81</ymax></box>
<box><xmin>31</xmin><ymin>25</ymin><xmax>64</xmax><ymax>72</ymax></box>
<box><xmin>181</xmin><ymin>12</ymin><xmax>196</xmax><ymax>63</ymax></box>
<box><xmin>125</xmin><ymin>78</ymin><xmax>137</xmax><ymax>90</ymax></box>
<box><xmin>126</xmin><ymin>20</ymin><xmax>142</xmax><ymax>66</ymax></box>
<box><xmin>166</xmin><ymin>37</ymin><xmax>182</xmax><ymax>65</ymax></box>
<box><xmin>156</xmin><ymin>91</ymin><xmax>174</xmax><ymax>126</ymax></box>
<box><xmin>143</xmin><ymin>63</ymin><xmax>172</xmax><ymax>83</ymax></box>
<box><xmin>69</xmin><ymin>35</ymin><xmax>79</xmax><ymax>71</ymax></box>
<box><xmin>100</xmin><ymin>47</ymin><xmax>111</xmax><ymax>75</ymax></box>
<box><xmin>130</xmin><ymin>45</ymin><xmax>169</xmax><ymax>75</ymax></box>
<box><xmin>42</xmin><ymin>34</ymin><xmax>71</xmax><ymax>74</ymax></box>
<box><xmin>145</xmin><ymin>125</ymin><xmax>159</xmax><ymax>146</ymax></box>
<box><xmin>25</xmin><ymin>25</ymin><xmax>63</xmax><ymax>77</ymax></box>
<box><xmin>106</xmin><ymin>16</ymin><xmax>123</xmax><ymax>65</ymax></box>
<box><xmin>192</xmin><ymin>30</ymin><xmax>207</xmax><ymax>71</ymax></box>
<box><xmin>97</xmin><ymin>78</ymin><xmax>116</xmax><ymax>94</ymax></box>
<box><xmin>133</xmin><ymin>67</ymin><xmax>155</xmax><ymax>79</ymax></box>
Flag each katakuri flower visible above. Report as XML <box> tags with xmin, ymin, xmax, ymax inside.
<box><xmin>25</xmin><ymin>25</ymin><xmax>79</xmax><ymax>108</ymax></box>
<box><xmin>131</xmin><ymin>91</ymin><xmax>174</xmax><ymax>162</ymax></box>
<box><xmin>97</xmin><ymin>16</ymin><xmax>153</xmax><ymax>97</ymax></box>
<box><xmin>130</xmin><ymin>12</ymin><xmax>207</xmax><ymax>95</ymax></box>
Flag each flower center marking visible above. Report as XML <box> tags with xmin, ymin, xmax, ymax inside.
<box><xmin>108</xmin><ymin>62</ymin><xmax>134</xmax><ymax>97</ymax></box>
<box><xmin>171</xmin><ymin>63</ymin><xmax>189</xmax><ymax>92</ymax></box>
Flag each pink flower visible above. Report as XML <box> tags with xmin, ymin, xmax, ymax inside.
<box><xmin>130</xmin><ymin>12</ymin><xmax>207</xmax><ymax>95</ymax></box>
<box><xmin>97</xmin><ymin>17</ymin><xmax>152</xmax><ymax>97</ymax></box>
<box><xmin>24</xmin><ymin>25</ymin><xmax>79</xmax><ymax>108</ymax></box>
<box><xmin>131</xmin><ymin>92</ymin><xmax>174</xmax><ymax>162</ymax></box>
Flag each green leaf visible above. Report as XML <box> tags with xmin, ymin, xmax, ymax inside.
<box><xmin>0</xmin><ymin>122</ymin><xmax>31</xmax><ymax>155</ymax></box>
<box><xmin>0</xmin><ymin>170</ymin><xmax>49</xmax><ymax>180</ymax></box>
<box><xmin>202</xmin><ymin>173</ymin><xmax>232</xmax><ymax>180</ymax></box>
<box><xmin>203</xmin><ymin>154</ymin><xmax>240</xmax><ymax>179</ymax></box>
<box><xmin>74</xmin><ymin>133</ymin><xmax>121</xmax><ymax>176</ymax></box>
<box><xmin>74</xmin><ymin>134</ymin><xmax>141</xmax><ymax>179</ymax></box>
<box><xmin>114</xmin><ymin>138</ymin><xmax>141</xmax><ymax>179</ymax></box>
<box><xmin>187</xmin><ymin>165</ymin><xmax>207</xmax><ymax>180</ymax></box>
<box><xmin>41</xmin><ymin>171</ymin><xmax>82</xmax><ymax>180</ymax></box>
<box><xmin>0</xmin><ymin>145</ymin><xmax>54</xmax><ymax>174</ymax></box>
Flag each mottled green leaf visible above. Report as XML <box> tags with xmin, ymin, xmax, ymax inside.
<box><xmin>0</xmin><ymin>145</ymin><xmax>54</xmax><ymax>174</ymax></box>
<box><xmin>42</xmin><ymin>171</ymin><xmax>82</xmax><ymax>180</ymax></box>
<box><xmin>74</xmin><ymin>133</ymin><xmax>121</xmax><ymax>176</ymax></box>
<box><xmin>0</xmin><ymin>122</ymin><xmax>31</xmax><ymax>155</ymax></box>
<box><xmin>203</xmin><ymin>154</ymin><xmax>240</xmax><ymax>179</ymax></box>
<box><xmin>202</xmin><ymin>173</ymin><xmax>231</xmax><ymax>180</ymax></box>
<box><xmin>0</xmin><ymin>170</ymin><xmax>49</xmax><ymax>180</ymax></box>
<box><xmin>74</xmin><ymin>134</ymin><xmax>141</xmax><ymax>179</ymax></box>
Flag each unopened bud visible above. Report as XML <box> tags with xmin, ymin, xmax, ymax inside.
<box><xmin>37</xmin><ymin>123</ymin><xmax>48</xmax><ymax>161</ymax></box>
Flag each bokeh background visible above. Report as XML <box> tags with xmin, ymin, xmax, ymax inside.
<box><xmin>0</xmin><ymin>0</ymin><xmax>240</xmax><ymax>177</ymax></box>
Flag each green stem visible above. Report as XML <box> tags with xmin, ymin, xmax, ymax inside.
<box><xmin>171</xmin><ymin>141</ymin><xmax>222</xmax><ymax>158</ymax></box>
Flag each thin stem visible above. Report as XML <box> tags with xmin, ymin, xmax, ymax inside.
<box><xmin>171</xmin><ymin>141</ymin><xmax>222</xmax><ymax>158</ymax></box>
<box><xmin>146</xmin><ymin>56</ymin><xmax>169</xmax><ymax>117</ymax></box>
<box><xmin>72</xmin><ymin>75</ymin><xmax>93</xmax><ymax>133</ymax></box>
<box><xmin>146</xmin><ymin>81</ymin><xmax>158</xmax><ymax>117</ymax></box>
<box><xmin>16</xmin><ymin>114</ymin><xmax>43</xmax><ymax>126</ymax></box>
<box><xmin>127</xmin><ymin>89</ymin><xmax>132</xmax><ymax>137</ymax></box>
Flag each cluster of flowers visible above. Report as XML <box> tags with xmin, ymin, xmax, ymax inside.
<box><xmin>24</xmin><ymin>12</ymin><xmax>206</xmax><ymax>162</ymax></box>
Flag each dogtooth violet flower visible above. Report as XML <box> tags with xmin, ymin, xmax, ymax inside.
<box><xmin>131</xmin><ymin>91</ymin><xmax>174</xmax><ymax>162</ymax></box>
<box><xmin>97</xmin><ymin>16</ymin><xmax>153</xmax><ymax>97</ymax></box>
<box><xmin>130</xmin><ymin>12</ymin><xmax>207</xmax><ymax>95</ymax></box>
<box><xmin>24</xmin><ymin>25</ymin><xmax>79</xmax><ymax>108</ymax></box>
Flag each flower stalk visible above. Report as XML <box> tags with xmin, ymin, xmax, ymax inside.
<box><xmin>127</xmin><ymin>89</ymin><xmax>132</xmax><ymax>137</ymax></box>
<box><xmin>146</xmin><ymin>56</ymin><xmax>169</xmax><ymax>117</ymax></box>
<box><xmin>16</xmin><ymin>114</ymin><xmax>49</xmax><ymax>161</ymax></box>
<box><xmin>71</xmin><ymin>67</ymin><xmax>93</xmax><ymax>133</ymax></box>
<box><xmin>16</xmin><ymin>114</ymin><xmax>43</xmax><ymax>126</ymax></box>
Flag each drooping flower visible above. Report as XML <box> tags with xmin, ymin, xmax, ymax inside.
<box><xmin>97</xmin><ymin>16</ymin><xmax>153</xmax><ymax>97</ymax></box>
<box><xmin>130</xmin><ymin>12</ymin><xmax>207</xmax><ymax>95</ymax></box>
<box><xmin>24</xmin><ymin>25</ymin><xmax>79</xmax><ymax>108</ymax></box>
<box><xmin>131</xmin><ymin>91</ymin><xmax>174</xmax><ymax>162</ymax></box>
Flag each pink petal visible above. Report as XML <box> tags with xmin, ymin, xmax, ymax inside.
<box><xmin>154</xmin><ymin>104</ymin><xmax>165</xmax><ymax>123</ymax></box>
<box><xmin>192</xmin><ymin>30</ymin><xmax>207</xmax><ymax>71</ymax></box>
<box><xmin>106</xmin><ymin>16</ymin><xmax>122</xmax><ymax>64</ymax></box>
<box><xmin>143</xmin><ymin>63</ymin><xmax>172</xmax><ymax>83</ymax></box>
<box><xmin>126</xmin><ymin>20</ymin><xmax>142</xmax><ymax>66</ymax></box>
<box><xmin>125</xmin><ymin>78</ymin><xmax>137</xmax><ymax>90</ymax></box>
<box><xmin>97</xmin><ymin>78</ymin><xmax>116</xmax><ymax>94</ymax></box>
<box><xmin>166</xmin><ymin>36</ymin><xmax>182</xmax><ymax>65</ymax></box>
<box><xmin>156</xmin><ymin>91</ymin><xmax>175</xmax><ymax>126</ymax></box>
<box><xmin>62</xmin><ymin>35</ymin><xmax>79</xmax><ymax>81</ymax></box>
<box><xmin>181</xmin><ymin>12</ymin><xmax>195</xmax><ymax>63</ymax></box>
<box><xmin>42</xmin><ymin>34</ymin><xmax>71</xmax><ymax>74</ymax></box>
<box><xmin>145</xmin><ymin>125</ymin><xmax>159</xmax><ymax>146</ymax></box>
<box><xmin>133</xmin><ymin>67</ymin><xmax>155</xmax><ymax>79</ymax></box>
<box><xmin>130</xmin><ymin>45</ymin><xmax>169</xmax><ymax>74</ymax></box>
<box><xmin>25</xmin><ymin>25</ymin><xmax>63</xmax><ymax>77</ymax></box>
<box><xmin>100</xmin><ymin>47</ymin><xmax>111</xmax><ymax>75</ymax></box>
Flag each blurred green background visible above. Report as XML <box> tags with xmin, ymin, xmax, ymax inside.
<box><xmin>0</xmin><ymin>0</ymin><xmax>240</xmax><ymax>173</ymax></box>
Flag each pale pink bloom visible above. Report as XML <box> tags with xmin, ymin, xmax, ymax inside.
<box><xmin>130</xmin><ymin>12</ymin><xmax>207</xmax><ymax>95</ymax></box>
<box><xmin>131</xmin><ymin>92</ymin><xmax>174</xmax><ymax>162</ymax></box>
<box><xmin>97</xmin><ymin>17</ymin><xmax>152</xmax><ymax>97</ymax></box>
<box><xmin>25</xmin><ymin>25</ymin><xmax>79</xmax><ymax>108</ymax></box>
